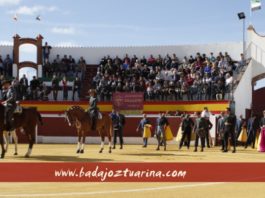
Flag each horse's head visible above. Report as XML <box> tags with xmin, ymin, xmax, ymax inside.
<box><xmin>65</xmin><ymin>106</ymin><xmax>85</xmax><ymax>127</ymax></box>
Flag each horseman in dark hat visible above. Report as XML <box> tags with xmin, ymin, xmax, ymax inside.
<box><xmin>88</xmin><ymin>89</ymin><xmax>99</xmax><ymax>130</ymax></box>
<box><xmin>1</xmin><ymin>80</ymin><xmax>17</xmax><ymax>131</ymax></box>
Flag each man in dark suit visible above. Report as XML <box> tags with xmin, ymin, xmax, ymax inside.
<box><xmin>245</xmin><ymin>114</ymin><xmax>260</xmax><ymax>149</ymax></box>
<box><xmin>260</xmin><ymin>111</ymin><xmax>265</xmax><ymax>128</ymax></box>
<box><xmin>223</xmin><ymin>108</ymin><xmax>237</xmax><ymax>153</ymax></box>
<box><xmin>20</xmin><ymin>74</ymin><xmax>28</xmax><ymax>100</ymax></box>
<box><xmin>117</xmin><ymin>110</ymin><xmax>125</xmax><ymax>149</ymax></box>
<box><xmin>110</xmin><ymin>110</ymin><xmax>125</xmax><ymax>149</ymax></box>
<box><xmin>217</xmin><ymin>112</ymin><xmax>226</xmax><ymax>151</ymax></box>
<box><xmin>179</xmin><ymin>114</ymin><xmax>194</xmax><ymax>150</ymax></box>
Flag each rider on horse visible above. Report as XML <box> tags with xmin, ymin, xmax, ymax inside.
<box><xmin>88</xmin><ymin>89</ymin><xmax>99</xmax><ymax>130</ymax></box>
<box><xmin>2</xmin><ymin>80</ymin><xmax>17</xmax><ymax>131</ymax></box>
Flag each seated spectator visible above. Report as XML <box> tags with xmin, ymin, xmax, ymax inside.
<box><xmin>147</xmin><ymin>55</ymin><xmax>156</xmax><ymax>67</ymax></box>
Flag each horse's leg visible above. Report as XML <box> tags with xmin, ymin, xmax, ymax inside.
<box><xmin>76</xmin><ymin>129</ymin><xmax>82</xmax><ymax>153</ymax></box>
<box><xmin>108</xmin><ymin>128</ymin><xmax>112</xmax><ymax>154</ymax></box>
<box><xmin>11</xmin><ymin>130</ymin><xmax>18</xmax><ymax>155</ymax></box>
<box><xmin>0</xmin><ymin>130</ymin><xmax>6</xmax><ymax>159</ymax></box>
<box><xmin>25</xmin><ymin>132</ymin><xmax>34</xmax><ymax>158</ymax></box>
<box><xmin>3</xmin><ymin>131</ymin><xmax>8</xmax><ymax>153</ymax></box>
<box><xmin>99</xmin><ymin>130</ymin><xmax>105</xmax><ymax>153</ymax></box>
<box><xmin>80</xmin><ymin>131</ymin><xmax>86</xmax><ymax>154</ymax></box>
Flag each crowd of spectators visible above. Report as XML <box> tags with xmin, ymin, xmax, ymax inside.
<box><xmin>0</xmin><ymin>45</ymin><xmax>247</xmax><ymax>102</ymax></box>
<box><xmin>92</xmin><ymin>52</ymin><xmax>246</xmax><ymax>101</ymax></box>
<box><xmin>0</xmin><ymin>74</ymin><xmax>82</xmax><ymax>101</ymax></box>
<box><xmin>43</xmin><ymin>54</ymin><xmax>87</xmax><ymax>80</ymax></box>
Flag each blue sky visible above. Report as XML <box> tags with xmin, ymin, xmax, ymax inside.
<box><xmin>0</xmin><ymin>0</ymin><xmax>264</xmax><ymax>46</ymax></box>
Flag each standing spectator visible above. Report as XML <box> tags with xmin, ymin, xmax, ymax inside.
<box><xmin>136</xmin><ymin>114</ymin><xmax>151</xmax><ymax>148</ymax></box>
<box><xmin>72</xmin><ymin>76</ymin><xmax>81</xmax><ymax>101</ymax></box>
<box><xmin>30</xmin><ymin>76</ymin><xmax>40</xmax><ymax>100</ymax></box>
<box><xmin>223</xmin><ymin>108</ymin><xmax>237</xmax><ymax>153</ymax></box>
<box><xmin>43</xmin><ymin>58</ymin><xmax>52</xmax><ymax>77</ymax></box>
<box><xmin>245</xmin><ymin>114</ymin><xmax>260</xmax><ymax>149</ymax></box>
<box><xmin>4</xmin><ymin>54</ymin><xmax>13</xmax><ymax>77</ymax></box>
<box><xmin>51</xmin><ymin>75</ymin><xmax>59</xmax><ymax>101</ymax></box>
<box><xmin>78</xmin><ymin>56</ymin><xmax>86</xmax><ymax>79</ymax></box>
<box><xmin>201</xmin><ymin>107</ymin><xmax>212</xmax><ymax>148</ymax></box>
<box><xmin>61</xmin><ymin>76</ymin><xmax>68</xmax><ymax>101</ymax></box>
<box><xmin>42</xmin><ymin>42</ymin><xmax>52</xmax><ymax>61</ymax></box>
<box><xmin>61</xmin><ymin>55</ymin><xmax>69</xmax><ymax>77</ymax></box>
<box><xmin>110</xmin><ymin>110</ymin><xmax>125</xmax><ymax>150</ymax></box>
<box><xmin>236</xmin><ymin>115</ymin><xmax>245</xmax><ymax>139</ymax></box>
<box><xmin>19</xmin><ymin>74</ymin><xmax>28</xmax><ymax>100</ymax></box>
<box><xmin>194</xmin><ymin>112</ymin><xmax>207</xmax><ymax>152</ymax></box>
<box><xmin>179</xmin><ymin>114</ymin><xmax>194</xmax><ymax>150</ymax></box>
<box><xmin>217</xmin><ymin>112</ymin><xmax>226</xmax><ymax>151</ymax></box>
<box><xmin>156</xmin><ymin>112</ymin><xmax>169</xmax><ymax>151</ymax></box>
<box><xmin>110</xmin><ymin>110</ymin><xmax>121</xmax><ymax>149</ymax></box>
<box><xmin>117</xmin><ymin>110</ymin><xmax>126</xmax><ymax>149</ymax></box>
<box><xmin>68</xmin><ymin>55</ymin><xmax>76</xmax><ymax>76</ymax></box>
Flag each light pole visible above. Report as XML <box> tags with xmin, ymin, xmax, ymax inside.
<box><xmin>238</xmin><ymin>12</ymin><xmax>246</xmax><ymax>57</ymax></box>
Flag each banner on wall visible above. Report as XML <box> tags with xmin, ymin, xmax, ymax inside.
<box><xmin>112</xmin><ymin>92</ymin><xmax>144</xmax><ymax>113</ymax></box>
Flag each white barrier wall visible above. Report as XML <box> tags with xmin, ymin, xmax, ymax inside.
<box><xmin>49</xmin><ymin>42</ymin><xmax>242</xmax><ymax>64</ymax></box>
<box><xmin>0</xmin><ymin>42</ymin><xmax>242</xmax><ymax>65</ymax></box>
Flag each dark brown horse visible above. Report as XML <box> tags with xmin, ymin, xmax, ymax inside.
<box><xmin>0</xmin><ymin>105</ymin><xmax>43</xmax><ymax>158</ymax></box>
<box><xmin>65</xmin><ymin>106</ymin><xmax>112</xmax><ymax>153</ymax></box>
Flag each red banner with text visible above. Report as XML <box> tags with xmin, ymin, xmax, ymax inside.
<box><xmin>0</xmin><ymin>163</ymin><xmax>265</xmax><ymax>182</ymax></box>
<box><xmin>112</xmin><ymin>92</ymin><xmax>144</xmax><ymax>111</ymax></box>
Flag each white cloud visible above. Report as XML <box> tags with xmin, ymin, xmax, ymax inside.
<box><xmin>9</xmin><ymin>5</ymin><xmax>57</xmax><ymax>16</ymax></box>
<box><xmin>0</xmin><ymin>40</ymin><xmax>13</xmax><ymax>45</ymax></box>
<box><xmin>51</xmin><ymin>27</ymin><xmax>76</xmax><ymax>35</ymax></box>
<box><xmin>0</xmin><ymin>0</ymin><xmax>21</xmax><ymax>7</ymax></box>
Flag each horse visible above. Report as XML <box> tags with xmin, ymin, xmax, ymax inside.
<box><xmin>3</xmin><ymin>129</ymin><xmax>18</xmax><ymax>155</ymax></box>
<box><xmin>65</xmin><ymin>106</ymin><xmax>112</xmax><ymax>153</ymax></box>
<box><xmin>0</xmin><ymin>105</ymin><xmax>43</xmax><ymax>158</ymax></box>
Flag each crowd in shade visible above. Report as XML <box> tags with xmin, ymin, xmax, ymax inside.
<box><xmin>0</xmin><ymin>74</ymin><xmax>82</xmax><ymax>101</ymax></box>
<box><xmin>92</xmin><ymin>52</ymin><xmax>246</xmax><ymax>101</ymax></box>
<box><xmin>43</xmin><ymin>54</ymin><xmax>87</xmax><ymax>79</ymax></box>
<box><xmin>42</xmin><ymin>42</ymin><xmax>86</xmax><ymax>79</ymax></box>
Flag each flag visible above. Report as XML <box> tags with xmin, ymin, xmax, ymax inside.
<box><xmin>251</xmin><ymin>0</ymin><xmax>261</xmax><ymax>11</ymax></box>
<box><xmin>13</xmin><ymin>14</ymin><xmax>18</xmax><ymax>21</ymax></box>
<box><xmin>36</xmin><ymin>15</ymin><xmax>41</xmax><ymax>21</ymax></box>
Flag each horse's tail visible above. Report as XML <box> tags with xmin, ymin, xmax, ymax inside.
<box><xmin>37</xmin><ymin>111</ymin><xmax>43</xmax><ymax>126</ymax></box>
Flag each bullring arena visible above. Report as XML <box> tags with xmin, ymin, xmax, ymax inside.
<box><xmin>1</xmin><ymin>1</ymin><xmax>265</xmax><ymax>196</ymax></box>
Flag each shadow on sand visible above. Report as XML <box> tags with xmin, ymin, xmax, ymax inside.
<box><xmin>14</xmin><ymin>155</ymin><xmax>113</xmax><ymax>162</ymax></box>
<box><xmin>120</xmin><ymin>153</ymin><xmax>204</xmax><ymax>158</ymax></box>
